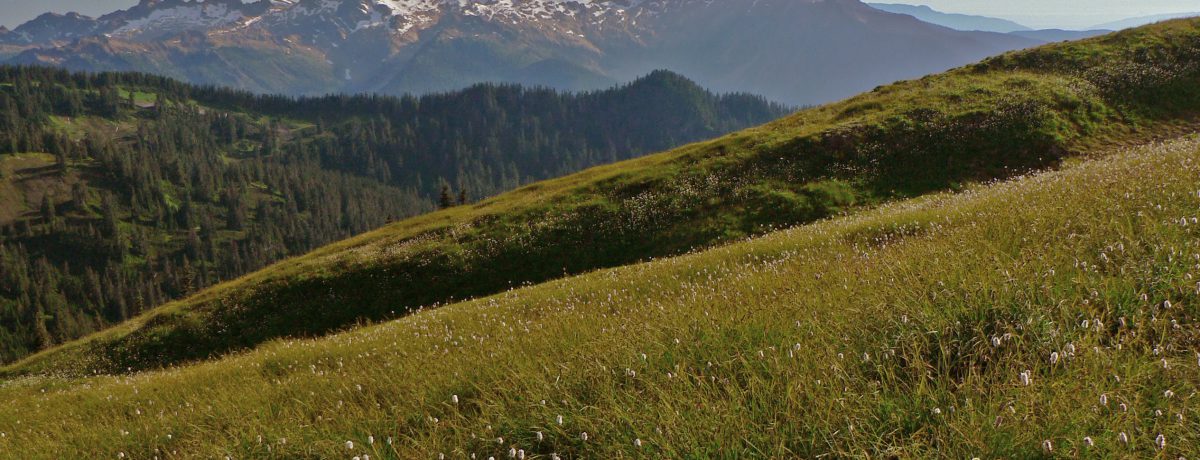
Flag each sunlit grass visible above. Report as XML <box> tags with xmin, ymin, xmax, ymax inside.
<box><xmin>2</xmin><ymin>134</ymin><xmax>1199</xmax><ymax>458</ymax></box>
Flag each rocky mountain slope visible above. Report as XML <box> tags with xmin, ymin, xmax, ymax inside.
<box><xmin>2</xmin><ymin>0</ymin><xmax>1040</xmax><ymax>105</ymax></box>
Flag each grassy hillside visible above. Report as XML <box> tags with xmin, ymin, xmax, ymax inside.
<box><xmin>2</xmin><ymin>128</ymin><xmax>1199</xmax><ymax>458</ymax></box>
<box><xmin>0</xmin><ymin>67</ymin><xmax>784</xmax><ymax>364</ymax></box>
<box><xmin>6</xmin><ymin>18</ymin><xmax>1200</xmax><ymax>378</ymax></box>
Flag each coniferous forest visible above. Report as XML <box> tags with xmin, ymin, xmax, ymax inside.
<box><xmin>0</xmin><ymin>66</ymin><xmax>788</xmax><ymax>362</ymax></box>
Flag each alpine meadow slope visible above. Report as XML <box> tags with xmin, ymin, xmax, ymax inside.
<box><xmin>7</xmin><ymin>18</ymin><xmax>1200</xmax><ymax>380</ymax></box>
<box><xmin>3</xmin><ymin>73</ymin><xmax>1200</xmax><ymax>460</ymax></box>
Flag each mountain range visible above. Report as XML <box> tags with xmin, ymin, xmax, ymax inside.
<box><xmin>866</xmin><ymin>3</ymin><xmax>1112</xmax><ymax>42</ymax></box>
<box><xmin>1092</xmin><ymin>11</ymin><xmax>1200</xmax><ymax>30</ymax></box>
<box><xmin>866</xmin><ymin>3</ymin><xmax>1032</xmax><ymax>33</ymax></box>
<box><xmin>0</xmin><ymin>0</ymin><xmax>1045</xmax><ymax>105</ymax></box>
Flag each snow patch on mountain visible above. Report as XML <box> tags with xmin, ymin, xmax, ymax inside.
<box><xmin>115</xmin><ymin>2</ymin><xmax>247</xmax><ymax>35</ymax></box>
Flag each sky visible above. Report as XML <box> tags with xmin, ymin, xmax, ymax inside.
<box><xmin>870</xmin><ymin>0</ymin><xmax>1200</xmax><ymax>30</ymax></box>
<box><xmin>0</xmin><ymin>0</ymin><xmax>136</xmax><ymax>28</ymax></box>
<box><xmin>1</xmin><ymin>0</ymin><xmax>1199</xmax><ymax>29</ymax></box>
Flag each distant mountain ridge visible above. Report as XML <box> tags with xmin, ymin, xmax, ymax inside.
<box><xmin>1092</xmin><ymin>12</ymin><xmax>1200</xmax><ymax>30</ymax></box>
<box><xmin>0</xmin><ymin>0</ymin><xmax>1041</xmax><ymax>105</ymax></box>
<box><xmin>866</xmin><ymin>3</ymin><xmax>1111</xmax><ymax>43</ymax></box>
<box><xmin>866</xmin><ymin>3</ymin><xmax>1030</xmax><ymax>32</ymax></box>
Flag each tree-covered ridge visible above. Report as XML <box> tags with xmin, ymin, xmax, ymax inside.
<box><xmin>0</xmin><ymin>66</ymin><xmax>787</xmax><ymax>363</ymax></box>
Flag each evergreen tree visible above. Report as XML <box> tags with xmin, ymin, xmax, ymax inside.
<box><xmin>438</xmin><ymin>184</ymin><xmax>454</xmax><ymax>209</ymax></box>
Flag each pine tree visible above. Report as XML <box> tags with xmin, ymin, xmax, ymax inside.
<box><xmin>438</xmin><ymin>184</ymin><xmax>454</xmax><ymax>209</ymax></box>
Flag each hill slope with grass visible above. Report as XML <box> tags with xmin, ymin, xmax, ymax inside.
<box><xmin>0</xmin><ymin>67</ymin><xmax>785</xmax><ymax>363</ymax></box>
<box><xmin>2</xmin><ymin>117</ymin><xmax>1200</xmax><ymax>458</ymax></box>
<box><xmin>6</xmin><ymin>18</ymin><xmax>1200</xmax><ymax>379</ymax></box>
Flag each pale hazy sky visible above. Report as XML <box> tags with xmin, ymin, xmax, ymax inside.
<box><xmin>2</xmin><ymin>0</ymin><xmax>1199</xmax><ymax>29</ymax></box>
<box><xmin>1</xmin><ymin>0</ymin><xmax>137</xmax><ymax>28</ymax></box>
<box><xmin>871</xmin><ymin>0</ymin><xmax>1200</xmax><ymax>29</ymax></box>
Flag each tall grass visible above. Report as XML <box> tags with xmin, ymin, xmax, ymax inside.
<box><xmin>2</xmin><ymin>134</ymin><xmax>1199</xmax><ymax>458</ymax></box>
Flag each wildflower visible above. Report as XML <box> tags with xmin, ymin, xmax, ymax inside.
<box><xmin>509</xmin><ymin>447</ymin><xmax>517</xmax><ymax>458</ymax></box>
<box><xmin>346</xmin><ymin>441</ymin><xmax>354</xmax><ymax>450</ymax></box>
<box><xmin>635</xmin><ymin>438</ymin><xmax>642</xmax><ymax>448</ymax></box>
<box><xmin>496</xmin><ymin>437</ymin><xmax>504</xmax><ymax>444</ymax></box>
<box><xmin>1100</xmin><ymin>394</ymin><xmax>1108</xmax><ymax>406</ymax></box>
<box><xmin>1020</xmin><ymin>370</ymin><xmax>1032</xmax><ymax>386</ymax></box>
<box><xmin>452</xmin><ymin>395</ymin><xmax>459</xmax><ymax>404</ymax></box>
<box><xmin>368</xmin><ymin>435</ymin><xmax>374</xmax><ymax>445</ymax></box>
<box><xmin>991</xmin><ymin>336</ymin><xmax>1002</xmax><ymax>347</ymax></box>
<box><xmin>1156</xmin><ymin>434</ymin><xmax>1166</xmax><ymax>450</ymax></box>
<box><xmin>1118</xmin><ymin>432</ymin><xmax>1129</xmax><ymax>445</ymax></box>
<box><xmin>1120</xmin><ymin>403</ymin><xmax>1128</xmax><ymax>412</ymax></box>
<box><xmin>1165</xmin><ymin>389</ymin><xmax>1175</xmax><ymax>399</ymax></box>
<box><xmin>1050</xmin><ymin>352</ymin><xmax>1060</xmax><ymax>365</ymax></box>
<box><xmin>556</xmin><ymin>415</ymin><xmax>563</xmax><ymax>425</ymax></box>
<box><xmin>580</xmin><ymin>432</ymin><xmax>589</xmax><ymax>442</ymax></box>
<box><xmin>1084</xmin><ymin>437</ymin><xmax>1094</xmax><ymax>447</ymax></box>
<box><xmin>1042</xmin><ymin>440</ymin><xmax>1053</xmax><ymax>453</ymax></box>
<box><xmin>518</xmin><ymin>450</ymin><xmax>525</xmax><ymax>460</ymax></box>
<box><xmin>387</xmin><ymin>437</ymin><xmax>393</xmax><ymax>445</ymax></box>
<box><xmin>536</xmin><ymin>431</ymin><xmax>544</xmax><ymax>442</ymax></box>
